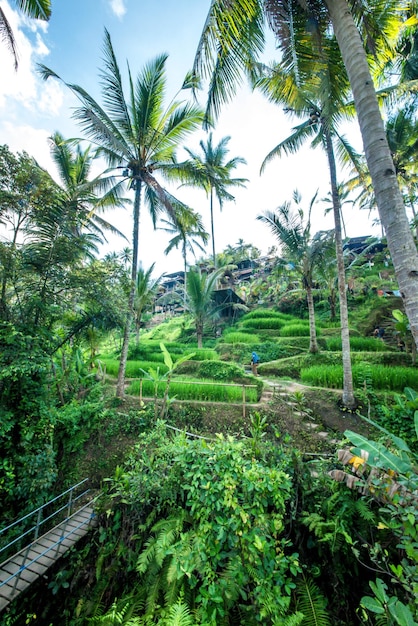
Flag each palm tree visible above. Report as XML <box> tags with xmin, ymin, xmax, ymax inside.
<box><xmin>134</xmin><ymin>264</ymin><xmax>162</xmax><ymax>345</ymax></box>
<box><xmin>258</xmin><ymin>191</ymin><xmax>322</xmax><ymax>354</ymax></box>
<box><xmin>39</xmin><ymin>30</ymin><xmax>204</xmax><ymax>397</ymax></box>
<box><xmin>255</xmin><ymin>42</ymin><xmax>356</xmax><ymax>406</ymax></box>
<box><xmin>192</xmin><ymin>0</ymin><xmax>418</xmax><ymax>348</ymax></box>
<box><xmin>160</xmin><ymin>206</ymin><xmax>209</xmax><ymax>301</ymax></box>
<box><xmin>314</xmin><ymin>231</ymin><xmax>339</xmax><ymax>322</ymax></box>
<box><xmin>1</xmin><ymin>0</ymin><xmax>51</xmax><ymax>69</ymax></box>
<box><xmin>185</xmin><ymin>266</ymin><xmax>225</xmax><ymax>348</ymax></box>
<box><xmin>175</xmin><ymin>133</ymin><xmax>247</xmax><ymax>267</ymax></box>
<box><xmin>48</xmin><ymin>132</ymin><xmax>126</xmax><ymax>242</ymax></box>
<box><xmin>348</xmin><ymin>107</ymin><xmax>418</xmax><ymax>239</ymax></box>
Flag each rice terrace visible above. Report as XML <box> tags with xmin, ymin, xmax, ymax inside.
<box><xmin>1</xmin><ymin>1</ymin><xmax>418</xmax><ymax>625</ymax></box>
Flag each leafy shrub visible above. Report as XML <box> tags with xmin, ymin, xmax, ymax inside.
<box><xmin>103</xmin><ymin>425</ymin><xmax>298</xmax><ymax>624</ymax></box>
<box><xmin>197</xmin><ymin>360</ymin><xmax>245</xmax><ymax>380</ymax></box>
<box><xmin>376</xmin><ymin>388</ymin><xmax>418</xmax><ymax>450</ymax></box>
<box><xmin>351</xmin><ymin>352</ymin><xmax>413</xmax><ymax>367</ymax></box>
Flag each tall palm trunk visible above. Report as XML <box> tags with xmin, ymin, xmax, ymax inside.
<box><xmin>325</xmin><ymin>0</ymin><xmax>418</xmax><ymax>348</ymax></box>
<box><xmin>210</xmin><ymin>187</ymin><xmax>216</xmax><ymax>267</ymax></box>
<box><xmin>183</xmin><ymin>243</ymin><xmax>188</xmax><ymax>305</ymax></box>
<box><xmin>116</xmin><ymin>180</ymin><xmax>142</xmax><ymax>398</ymax></box>
<box><xmin>306</xmin><ymin>284</ymin><xmax>319</xmax><ymax>353</ymax></box>
<box><xmin>324</xmin><ymin>127</ymin><xmax>355</xmax><ymax>407</ymax></box>
<box><xmin>196</xmin><ymin>320</ymin><xmax>203</xmax><ymax>348</ymax></box>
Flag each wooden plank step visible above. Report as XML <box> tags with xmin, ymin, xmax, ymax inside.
<box><xmin>1</xmin><ymin>562</ymin><xmax>39</xmax><ymax>586</ymax></box>
<box><xmin>11</xmin><ymin>552</ymin><xmax>53</xmax><ymax>576</ymax></box>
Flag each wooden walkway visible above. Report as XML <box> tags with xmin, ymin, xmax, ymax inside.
<box><xmin>0</xmin><ymin>502</ymin><xmax>97</xmax><ymax>612</ymax></box>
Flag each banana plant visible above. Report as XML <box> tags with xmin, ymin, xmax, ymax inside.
<box><xmin>330</xmin><ymin>408</ymin><xmax>418</xmax><ymax>622</ymax></box>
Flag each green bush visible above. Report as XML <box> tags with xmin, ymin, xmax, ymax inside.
<box><xmin>197</xmin><ymin>360</ymin><xmax>245</xmax><ymax>381</ymax></box>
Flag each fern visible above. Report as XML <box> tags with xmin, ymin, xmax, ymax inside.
<box><xmin>354</xmin><ymin>498</ymin><xmax>375</xmax><ymax>524</ymax></box>
<box><xmin>219</xmin><ymin>555</ymin><xmax>246</xmax><ymax>603</ymax></box>
<box><xmin>272</xmin><ymin>613</ymin><xmax>305</xmax><ymax>626</ymax></box>
<box><xmin>161</xmin><ymin>600</ymin><xmax>195</xmax><ymax>626</ymax></box>
<box><xmin>88</xmin><ymin>598</ymin><xmax>144</xmax><ymax>624</ymax></box>
<box><xmin>295</xmin><ymin>576</ymin><xmax>331</xmax><ymax>626</ymax></box>
<box><xmin>137</xmin><ymin>512</ymin><xmax>187</xmax><ymax>574</ymax></box>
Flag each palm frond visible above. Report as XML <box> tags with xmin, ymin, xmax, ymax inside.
<box><xmin>15</xmin><ymin>0</ymin><xmax>51</xmax><ymax>20</ymax></box>
<box><xmin>100</xmin><ymin>29</ymin><xmax>134</xmax><ymax>142</ymax></box>
<box><xmin>295</xmin><ymin>575</ymin><xmax>331</xmax><ymax>626</ymax></box>
<box><xmin>261</xmin><ymin>122</ymin><xmax>317</xmax><ymax>173</ymax></box>
<box><xmin>193</xmin><ymin>0</ymin><xmax>265</xmax><ymax>124</ymax></box>
<box><xmin>0</xmin><ymin>7</ymin><xmax>18</xmax><ymax>69</ymax></box>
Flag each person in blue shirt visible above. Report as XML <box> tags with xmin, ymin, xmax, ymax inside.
<box><xmin>251</xmin><ymin>351</ymin><xmax>260</xmax><ymax>376</ymax></box>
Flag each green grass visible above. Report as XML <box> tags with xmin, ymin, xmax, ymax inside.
<box><xmin>241</xmin><ymin>309</ymin><xmax>294</xmax><ymax>321</ymax></box>
<box><xmin>325</xmin><ymin>337</ymin><xmax>390</xmax><ymax>352</ymax></box>
<box><xmin>241</xmin><ymin>318</ymin><xmax>285</xmax><ymax>330</ymax></box>
<box><xmin>280</xmin><ymin>323</ymin><xmax>321</xmax><ymax>337</ymax></box>
<box><xmin>126</xmin><ymin>379</ymin><xmax>258</xmax><ymax>402</ymax></box>
<box><xmin>99</xmin><ymin>358</ymin><xmax>169</xmax><ymax>377</ymax></box>
<box><xmin>300</xmin><ymin>364</ymin><xmax>418</xmax><ymax>391</ymax></box>
<box><xmin>128</xmin><ymin>342</ymin><xmax>219</xmax><ymax>363</ymax></box>
<box><xmin>221</xmin><ymin>331</ymin><xmax>260</xmax><ymax>344</ymax></box>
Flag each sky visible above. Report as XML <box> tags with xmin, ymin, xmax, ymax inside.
<box><xmin>0</xmin><ymin>0</ymin><xmax>381</xmax><ymax>275</ymax></box>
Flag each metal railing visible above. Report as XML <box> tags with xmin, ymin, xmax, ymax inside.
<box><xmin>0</xmin><ymin>478</ymin><xmax>93</xmax><ymax>567</ymax></box>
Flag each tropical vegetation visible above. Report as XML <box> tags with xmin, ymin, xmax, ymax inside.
<box><xmin>2</xmin><ymin>3</ymin><xmax>418</xmax><ymax>624</ymax></box>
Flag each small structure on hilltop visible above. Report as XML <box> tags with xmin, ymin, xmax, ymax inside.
<box><xmin>213</xmin><ymin>288</ymin><xmax>245</xmax><ymax>320</ymax></box>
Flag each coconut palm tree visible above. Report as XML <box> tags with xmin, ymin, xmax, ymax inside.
<box><xmin>1</xmin><ymin>0</ymin><xmax>51</xmax><ymax>69</ymax></box>
<box><xmin>258</xmin><ymin>191</ymin><xmax>322</xmax><ymax>354</ymax></box>
<box><xmin>255</xmin><ymin>42</ymin><xmax>357</xmax><ymax>406</ymax></box>
<box><xmin>348</xmin><ymin>107</ymin><xmax>418</xmax><ymax>239</ymax></box>
<box><xmin>160</xmin><ymin>205</ymin><xmax>209</xmax><ymax>300</ymax></box>
<box><xmin>174</xmin><ymin>133</ymin><xmax>247</xmax><ymax>267</ymax></box>
<box><xmin>39</xmin><ymin>30</ymin><xmax>204</xmax><ymax>397</ymax></box>
<box><xmin>133</xmin><ymin>264</ymin><xmax>162</xmax><ymax>345</ymax></box>
<box><xmin>48</xmin><ymin>132</ymin><xmax>126</xmax><ymax>242</ymax></box>
<box><xmin>185</xmin><ymin>266</ymin><xmax>225</xmax><ymax>348</ymax></box>
<box><xmin>192</xmin><ymin>0</ymin><xmax>418</xmax><ymax>348</ymax></box>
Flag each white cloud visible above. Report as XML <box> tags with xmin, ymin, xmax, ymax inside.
<box><xmin>0</xmin><ymin>121</ymin><xmax>52</xmax><ymax>168</ymax></box>
<box><xmin>0</xmin><ymin>1</ymin><xmax>66</xmax><ymax>117</ymax></box>
<box><xmin>109</xmin><ymin>0</ymin><xmax>126</xmax><ymax>19</ymax></box>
